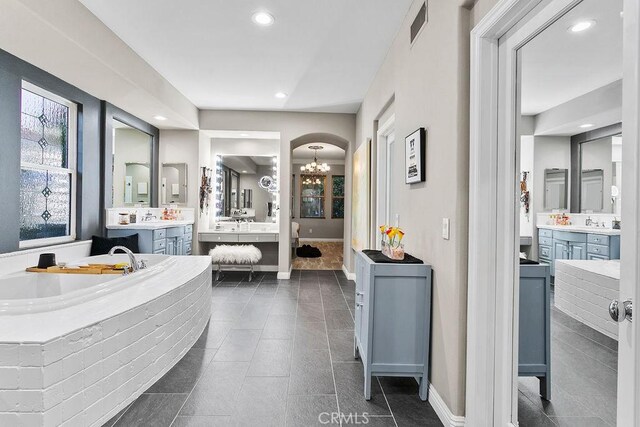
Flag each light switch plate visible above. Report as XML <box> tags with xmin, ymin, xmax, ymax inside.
<box><xmin>442</xmin><ymin>218</ymin><xmax>450</xmax><ymax>240</ymax></box>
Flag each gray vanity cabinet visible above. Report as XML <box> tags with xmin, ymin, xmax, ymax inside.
<box><xmin>538</xmin><ymin>228</ymin><xmax>619</xmax><ymax>275</ymax></box>
<box><xmin>354</xmin><ymin>251</ymin><xmax>432</xmax><ymax>401</ymax></box>
<box><xmin>108</xmin><ymin>225</ymin><xmax>193</xmax><ymax>255</ymax></box>
<box><xmin>519</xmin><ymin>263</ymin><xmax>551</xmax><ymax>400</ymax></box>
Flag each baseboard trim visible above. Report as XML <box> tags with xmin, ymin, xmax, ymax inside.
<box><xmin>341</xmin><ymin>265</ymin><xmax>355</xmax><ymax>281</ymax></box>
<box><xmin>277</xmin><ymin>265</ymin><xmax>293</xmax><ymax>280</ymax></box>
<box><xmin>429</xmin><ymin>384</ymin><xmax>465</xmax><ymax>427</ymax></box>
<box><xmin>299</xmin><ymin>238</ymin><xmax>344</xmax><ymax>242</ymax></box>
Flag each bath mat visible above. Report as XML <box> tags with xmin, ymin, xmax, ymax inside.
<box><xmin>296</xmin><ymin>244</ymin><xmax>322</xmax><ymax>258</ymax></box>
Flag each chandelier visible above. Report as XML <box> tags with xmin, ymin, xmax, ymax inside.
<box><xmin>300</xmin><ymin>146</ymin><xmax>330</xmax><ymax>186</ymax></box>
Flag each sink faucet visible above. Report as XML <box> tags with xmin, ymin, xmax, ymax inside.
<box><xmin>585</xmin><ymin>216</ymin><xmax>593</xmax><ymax>227</ymax></box>
<box><xmin>108</xmin><ymin>246</ymin><xmax>146</xmax><ymax>273</ymax></box>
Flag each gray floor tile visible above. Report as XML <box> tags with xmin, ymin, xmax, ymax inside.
<box><xmin>270</xmin><ymin>298</ymin><xmax>299</xmax><ymax>315</ymax></box>
<box><xmin>294</xmin><ymin>321</ymin><xmax>328</xmax><ymax>349</ymax></box>
<box><xmin>213</xmin><ymin>329</ymin><xmax>262</xmax><ymax>362</ymax></box>
<box><xmin>548</xmin><ymin>416</ymin><xmax>610</xmax><ymax>427</ymax></box>
<box><xmin>325</xmin><ymin>309</ymin><xmax>354</xmax><ymax>330</ymax></box>
<box><xmin>146</xmin><ymin>348</ymin><xmax>216</xmax><ymax>393</ymax></box>
<box><xmin>385</xmin><ymin>394</ymin><xmax>443</xmax><ymax>426</ymax></box>
<box><xmin>297</xmin><ymin>302</ymin><xmax>325</xmax><ymax>323</ymax></box>
<box><xmin>247</xmin><ymin>339</ymin><xmax>292</xmax><ymax>376</ymax></box>
<box><xmin>333</xmin><ymin>362</ymin><xmax>391</xmax><ymax>416</ymax></box>
<box><xmin>288</xmin><ymin>368</ymin><xmax>336</xmax><ymax>395</ymax></box>
<box><xmin>291</xmin><ymin>347</ymin><xmax>332</xmax><ymax>372</ymax></box>
<box><xmin>171</xmin><ymin>415</ymin><xmax>233</xmax><ymax>426</ymax></box>
<box><xmin>233</xmin><ymin>376</ymin><xmax>288</xmax><ymax>423</ymax></box>
<box><xmin>361</xmin><ymin>416</ymin><xmax>398</xmax><ymax>426</ymax></box>
<box><xmin>285</xmin><ymin>395</ymin><xmax>339</xmax><ymax>427</ymax></box>
<box><xmin>113</xmin><ymin>393</ymin><xmax>187</xmax><ymax>427</ymax></box>
<box><xmin>321</xmin><ymin>293</ymin><xmax>350</xmax><ymax>311</ymax></box>
<box><xmin>328</xmin><ymin>330</ymin><xmax>357</xmax><ymax>362</ymax></box>
<box><xmin>261</xmin><ymin>314</ymin><xmax>296</xmax><ymax>339</ymax></box>
<box><xmin>102</xmin><ymin>403</ymin><xmax>131</xmax><ymax>427</ymax></box>
<box><xmin>193</xmin><ymin>321</ymin><xmax>233</xmax><ymax>349</ymax></box>
<box><xmin>211</xmin><ymin>302</ymin><xmax>247</xmax><ymax>321</ymax></box>
<box><xmin>179</xmin><ymin>362</ymin><xmax>249</xmax><ymax>416</ymax></box>
<box><xmin>517</xmin><ymin>392</ymin><xmax>557</xmax><ymax>427</ymax></box>
<box><xmin>518</xmin><ymin>377</ymin><xmax>593</xmax><ymax>418</ymax></box>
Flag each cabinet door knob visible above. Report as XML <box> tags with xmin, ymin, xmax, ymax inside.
<box><xmin>356</xmin><ymin>291</ymin><xmax>364</xmax><ymax>296</ymax></box>
<box><xmin>356</xmin><ymin>303</ymin><xmax>363</xmax><ymax>309</ymax></box>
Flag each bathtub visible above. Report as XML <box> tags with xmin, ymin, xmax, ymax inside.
<box><xmin>0</xmin><ymin>253</ymin><xmax>212</xmax><ymax>427</ymax></box>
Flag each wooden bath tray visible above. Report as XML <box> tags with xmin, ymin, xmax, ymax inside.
<box><xmin>26</xmin><ymin>264</ymin><xmax>127</xmax><ymax>275</ymax></box>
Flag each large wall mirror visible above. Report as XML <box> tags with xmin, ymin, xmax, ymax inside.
<box><xmin>161</xmin><ymin>163</ymin><xmax>188</xmax><ymax>205</ymax></box>
<box><xmin>216</xmin><ymin>155</ymin><xmax>278</xmax><ymax>223</ymax></box>
<box><xmin>579</xmin><ymin>133</ymin><xmax>622</xmax><ymax>214</ymax></box>
<box><xmin>112</xmin><ymin>120</ymin><xmax>152</xmax><ymax>207</ymax></box>
<box><xmin>102</xmin><ymin>102</ymin><xmax>159</xmax><ymax>217</ymax></box>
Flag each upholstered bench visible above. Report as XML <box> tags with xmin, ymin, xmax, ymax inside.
<box><xmin>209</xmin><ymin>245</ymin><xmax>262</xmax><ymax>282</ymax></box>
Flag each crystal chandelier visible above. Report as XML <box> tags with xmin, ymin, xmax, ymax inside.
<box><xmin>300</xmin><ymin>146</ymin><xmax>330</xmax><ymax>185</ymax></box>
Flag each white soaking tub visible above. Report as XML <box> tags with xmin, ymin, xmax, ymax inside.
<box><xmin>0</xmin><ymin>254</ymin><xmax>212</xmax><ymax>427</ymax></box>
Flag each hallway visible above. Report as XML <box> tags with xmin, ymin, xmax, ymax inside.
<box><xmin>104</xmin><ymin>270</ymin><xmax>442</xmax><ymax>426</ymax></box>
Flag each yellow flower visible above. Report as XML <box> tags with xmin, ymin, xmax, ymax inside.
<box><xmin>396</xmin><ymin>229</ymin><xmax>405</xmax><ymax>242</ymax></box>
<box><xmin>386</xmin><ymin>227</ymin><xmax>397</xmax><ymax>239</ymax></box>
<box><xmin>379</xmin><ymin>225</ymin><xmax>386</xmax><ymax>234</ymax></box>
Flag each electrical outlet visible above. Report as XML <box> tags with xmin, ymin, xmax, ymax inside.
<box><xmin>442</xmin><ymin>218</ymin><xmax>450</xmax><ymax>240</ymax></box>
<box><xmin>309</xmin><ymin>228</ymin><xmax>313</xmax><ymax>234</ymax></box>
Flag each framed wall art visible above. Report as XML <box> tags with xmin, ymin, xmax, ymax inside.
<box><xmin>405</xmin><ymin>128</ymin><xmax>426</xmax><ymax>184</ymax></box>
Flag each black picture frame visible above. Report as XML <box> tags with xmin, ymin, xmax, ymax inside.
<box><xmin>405</xmin><ymin>127</ymin><xmax>426</xmax><ymax>184</ymax></box>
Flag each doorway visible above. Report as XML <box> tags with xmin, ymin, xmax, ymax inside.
<box><xmin>467</xmin><ymin>0</ymin><xmax>640</xmax><ymax>425</ymax></box>
<box><xmin>376</xmin><ymin>114</ymin><xmax>396</xmax><ymax>248</ymax></box>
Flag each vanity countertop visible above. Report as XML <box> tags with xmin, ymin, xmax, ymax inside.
<box><xmin>199</xmin><ymin>228</ymin><xmax>278</xmax><ymax>235</ymax></box>
<box><xmin>555</xmin><ymin>259</ymin><xmax>620</xmax><ymax>280</ymax></box>
<box><xmin>537</xmin><ymin>224</ymin><xmax>621</xmax><ymax>236</ymax></box>
<box><xmin>106</xmin><ymin>220</ymin><xmax>195</xmax><ymax>230</ymax></box>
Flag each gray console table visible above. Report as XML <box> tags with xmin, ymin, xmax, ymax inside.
<box><xmin>354</xmin><ymin>251</ymin><xmax>432</xmax><ymax>401</ymax></box>
<box><xmin>519</xmin><ymin>262</ymin><xmax>551</xmax><ymax>400</ymax></box>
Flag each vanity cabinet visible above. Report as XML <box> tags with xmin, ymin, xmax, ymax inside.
<box><xmin>108</xmin><ymin>224</ymin><xmax>193</xmax><ymax>255</ymax></box>
<box><xmin>354</xmin><ymin>251</ymin><xmax>432</xmax><ymax>401</ymax></box>
<box><xmin>538</xmin><ymin>228</ymin><xmax>620</xmax><ymax>275</ymax></box>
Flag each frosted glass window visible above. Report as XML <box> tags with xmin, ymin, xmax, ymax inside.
<box><xmin>19</xmin><ymin>82</ymin><xmax>77</xmax><ymax>247</ymax></box>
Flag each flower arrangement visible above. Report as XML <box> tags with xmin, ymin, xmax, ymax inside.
<box><xmin>379</xmin><ymin>225</ymin><xmax>405</xmax><ymax>260</ymax></box>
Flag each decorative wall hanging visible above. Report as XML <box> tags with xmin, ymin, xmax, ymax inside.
<box><xmin>520</xmin><ymin>171</ymin><xmax>530</xmax><ymax>220</ymax></box>
<box><xmin>199</xmin><ymin>166</ymin><xmax>212</xmax><ymax>214</ymax></box>
<box><xmin>405</xmin><ymin>128</ymin><xmax>426</xmax><ymax>184</ymax></box>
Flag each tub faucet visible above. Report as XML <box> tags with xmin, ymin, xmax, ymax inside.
<box><xmin>108</xmin><ymin>246</ymin><xmax>145</xmax><ymax>273</ymax></box>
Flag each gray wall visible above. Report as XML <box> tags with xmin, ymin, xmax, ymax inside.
<box><xmin>0</xmin><ymin>48</ymin><xmax>102</xmax><ymax>253</ymax></box>
<box><xmin>292</xmin><ymin>163</ymin><xmax>345</xmax><ymax>239</ymax></box>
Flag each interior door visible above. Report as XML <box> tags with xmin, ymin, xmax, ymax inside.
<box><xmin>616</xmin><ymin>0</ymin><xmax>640</xmax><ymax>423</ymax></box>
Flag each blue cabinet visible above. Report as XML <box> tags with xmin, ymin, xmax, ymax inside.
<box><xmin>108</xmin><ymin>224</ymin><xmax>193</xmax><ymax>255</ymax></box>
<box><xmin>538</xmin><ymin>228</ymin><xmax>620</xmax><ymax>275</ymax></box>
<box><xmin>519</xmin><ymin>263</ymin><xmax>551</xmax><ymax>400</ymax></box>
<box><xmin>354</xmin><ymin>251</ymin><xmax>432</xmax><ymax>401</ymax></box>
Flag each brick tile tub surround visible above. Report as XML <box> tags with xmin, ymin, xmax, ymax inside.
<box><xmin>0</xmin><ymin>255</ymin><xmax>212</xmax><ymax>427</ymax></box>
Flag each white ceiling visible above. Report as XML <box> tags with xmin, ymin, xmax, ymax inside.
<box><xmin>292</xmin><ymin>143</ymin><xmax>345</xmax><ymax>162</ymax></box>
<box><xmin>520</xmin><ymin>0</ymin><xmax>623</xmax><ymax>116</ymax></box>
<box><xmin>78</xmin><ymin>0</ymin><xmax>414</xmax><ymax>113</ymax></box>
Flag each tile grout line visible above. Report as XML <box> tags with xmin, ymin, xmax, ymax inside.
<box><xmin>167</xmin><ymin>275</ymin><xmax>241</xmax><ymax>427</ymax></box>
<box><xmin>321</xmin><ymin>271</ymin><xmax>343</xmax><ymax>427</ymax></box>
<box><xmin>376</xmin><ymin>373</ymin><xmax>399</xmax><ymax>427</ymax></box>
<box><xmin>283</xmin><ymin>271</ymin><xmax>301</xmax><ymax>427</ymax></box>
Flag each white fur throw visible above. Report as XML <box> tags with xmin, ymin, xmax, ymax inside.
<box><xmin>209</xmin><ymin>245</ymin><xmax>262</xmax><ymax>264</ymax></box>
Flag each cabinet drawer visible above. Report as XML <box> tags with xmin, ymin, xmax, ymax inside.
<box><xmin>588</xmin><ymin>254</ymin><xmax>609</xmax><ymax>261</ymax></box>
<box><xmin>553</xmin><ymin>231</ymin><xmax>586</xmax><ymax>243</ymax></box>
<box><xmin>185</xmin><ymin>225</ymin><xmax>193</xmax><ymax>235</ymax></box>
<box><xmin>539</xmin><ymin>228</ymin><xmax>553</xmax><ymax>238</ymax></box>
<box><xmin>184</xmin><ymin>232</ymin><xmax>193</xmax><ymax>242</ymax></box>
<box><xmin>153</xmin><ymin>229</ymin><xmax>166</xmax><ymax>241</ymax></box>
<box><xmin>166</xmin><ymin>226</ymin><xmax>185</xmax><ymax>238</ymax></box>
<box><xmin>587</xmin><ymin>243</ymin><xmax>609</xmax><ymax>257</ymax></box>
<box><xmin>539</xmin><ymin>245</ymin><xmax>552</xmax><ymax>259</ymax></box>
<box><xmin>185</xmin><ymin>242</ymin><xmax>192</xmax><ymax>255</ymax></box>
<box><xmin>238</xmin><ymin>234</ymin><xmax>276</xmax><ymax>243</ymax></box>
<box><xmin>587</xmin><ymin>234</ymin><xmax>610</xmax><ymax>245</ymax></box>
<box><xmin>153</xmin><ymin>239</ymin><xmax>166</xmax><ymax>251</ymax></box>
<box><xmin>538</xmin><ymin>236</ymin><xmax>552</xmax><ymax>247</ymax></box>
<box><xmin>200</xmin><ymin>233</ymin><xmax>239</xmax><ymax>242</ymax></box>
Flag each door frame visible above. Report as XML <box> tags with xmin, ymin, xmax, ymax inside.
<box><xmin>375</xmin><ymin>114</ymin><xmax>396</xmax><ymax>248</ymax></box>
<box><xmin>466</xmin><ymin>0</ymin><xmax>640</xmax><ymax>425</ymax></box>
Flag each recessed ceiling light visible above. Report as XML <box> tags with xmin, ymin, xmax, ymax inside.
<box><xmin>252</xmin><ymin>11</ymin><xmax>274</xmax><ymax>26</ymax></box>
<box><xmin>242</xmin><ymin>170</ymin><xmax>247</xmax><ymax>173</ymax></box>
<box><xmin>569</xmin><ymin>20</ymin><xmax>596</xmax><ymax>33</ymax></box>
<box><xmin>240</xmin><ymin>133</ymin><xmax>249</xmax><ymax>137</ymax></box>
<box><xmin>154</xmin><ymin>115</ymin><xmax>167</xmax><ymax>121</ymax></box>
<box><xmin>580</xmin><ymin>123</ymin><xmax>594</xmax><ymax>129</ymax></box>
<box><xmin>275</xmin><ymin>92</ymin><xmax>288</xmax><ymax>99</ymax></box>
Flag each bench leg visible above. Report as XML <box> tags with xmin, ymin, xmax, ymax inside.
<box><xmin>215</xmin><ymin>263</ymin><xmax>223</xmax><ymax>281</ymax></box>
<box><xmin>248</xmin><ymin>263</ymin><xmax>254</xmax><ymax>282</ymax></box>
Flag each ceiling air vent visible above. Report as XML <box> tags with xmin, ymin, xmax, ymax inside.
<box><xmin>410</xmin><ymin>2</ymin><xmax>427</xmax><ymax>44</ymax></box>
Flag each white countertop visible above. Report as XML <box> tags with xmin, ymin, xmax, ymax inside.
<box><xmin>106</xmin><ymin>220</ymin><xmax>194</xmax><ymax>230</ymax></box>
<box><xmin>199</xmin><ymin>229</ymin><xmax>278</xmax><ymax>235</ymax></box>
<box><xmin>537</xmin><ymin>224</ymin><xmax>621</xmax><ymax>236</ymax></box>
<box><xmin>556</xmin><ymin>259</ymin><xmax>620</xmax><ymax>280</ymax></box>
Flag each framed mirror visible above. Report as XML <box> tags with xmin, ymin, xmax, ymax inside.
<box><xmin>543</xmin><ymin>168</ymin><xmax>568</xmax><ymax>210</ymax></box>
<box><xmin>161</xmin><ymin>162</ymin><xmax>188</xmax><ymax>205</ymax></box>
<box><xmin>102</xmin><ymin>103</ymin><xmax>159</xmax><ymax>215</ymax></box>
<box><xmin>578</xmin><ymin>133</ymin><xmax>622</xmax><ymax>213</ymax></box>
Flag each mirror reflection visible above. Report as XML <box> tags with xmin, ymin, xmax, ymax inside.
<box><xmin>112</xmin><ymin>119</ymin><xmax>152</xmax><ymax>207</ymax></box>
<box><xmin>580</xmin><ymin>134</ymin><xmax>622</xmax><ymax>214</ymax></box>
<box><xmin>161</xmin><ymin>163</ymin><xmax>188</xmax><ymax>205</ymax></box>
<box><xmin>218</xmin><ymin>155</ymin><xmax>278</xmax><ymax>222</ymax></box>
<box><xmin>543</xmin><ymin>169</ymin><xmax>568</xmax><ymax>211</ymax></box>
